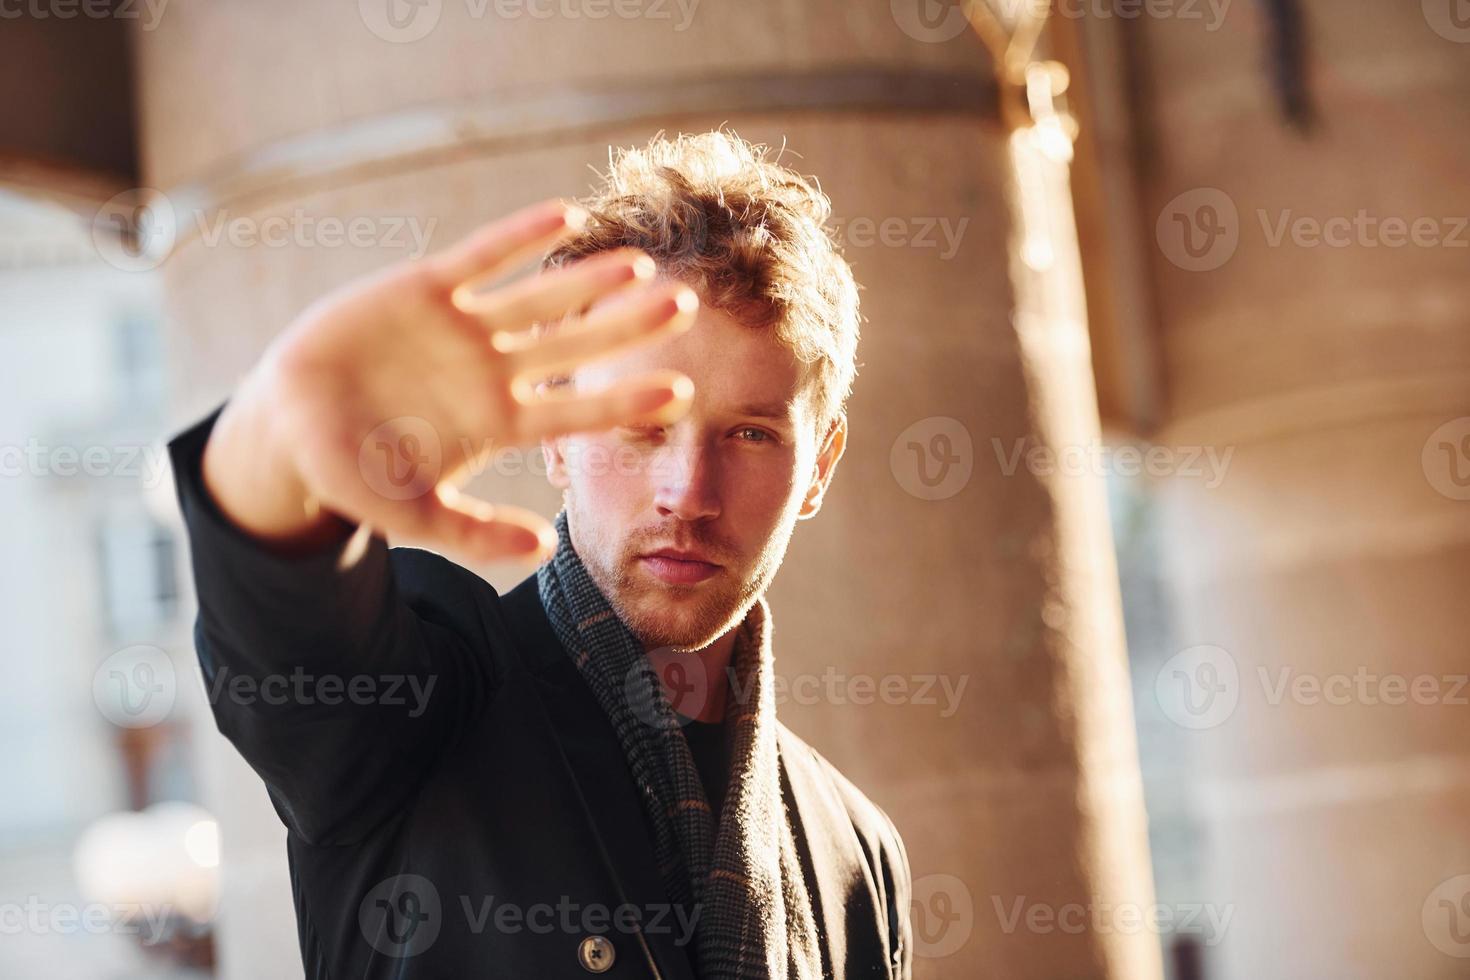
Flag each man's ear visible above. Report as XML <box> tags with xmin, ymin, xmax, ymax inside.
<box><xmin>798</xmin><ymin>414</ymin><xmax>847</xmax><ymax>520</ymax></box>
<box><xmin>542</xmin><ymin>436</ymin><xmax>571</xmax><ymax>490</ymax></box>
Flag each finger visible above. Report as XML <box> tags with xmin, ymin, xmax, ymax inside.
<box><xmin>428</xmin><ymin>199</ymin><xmax>587</xmax><ymax>293</ymax></box>
<box><xmin>346</xmin><ymin>483</ymin><xmax>553</xmax><ymax>565</ymax></box>
<box><xmin>427</xmin><ymin>488</ymin><xmax>557</xmax><ymax>564</ymax></box>
<box><xmin>299</xmin><ymin>421</ymin><xmax>556</xmax><ymax>565</ymax></box>
<box><xmin>503</xmin><ymin>282</ymin><xmax>700</xmax><ymax>382</ymax></box>
<box><xmin>512</xmin><ymin>371</ymin><xmax>694</xmax><ymax>442</ymax></box>
<box><xmin>374</xmin><ymin>488</ymin><xmax>553</xmax><ymax>565</ymax></box>
<box><xmin>453</xmin><ymin>247</ymin><xmax>655</xmax><ymax>331</ymax></box>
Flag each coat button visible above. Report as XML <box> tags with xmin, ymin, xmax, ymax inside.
<box><xmin>577</xmin><ymin>934</ymin><xmax>615</xmax><ymax>973</ymax></box>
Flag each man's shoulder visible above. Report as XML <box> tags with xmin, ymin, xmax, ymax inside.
<box><xmin>388</xmin><ymin>544</ymin><xmax>494</xmax><ymax>588</ymax></box>
<box><xmin>385</xmin><ymin>547</ymin><xmax>557</xmax><ymax>671</ymax></box>
<box><xmin>775</xmin><ymin>722</ymin><xmax>909</xmax><ymax>864</ymax></box>
<box><xmin>387</xmin><ymin>545</ymin><xmax>501</xmax><ymax>613</ymax></box>
<box><xmin>776</xmin><ymin>722</ymin><xmax>914</xmax><ymax>973</ymax></box>
<box><xmin>386</xmin><ymin>545</ymin><xmax>521</xmax><ymax>645</ymax></box>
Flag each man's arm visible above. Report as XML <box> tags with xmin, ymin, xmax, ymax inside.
<box><xmin>173</xmin><ymin>407</ymin><xmax>490</xmax><ymax>845</ymax></box>
<box><xmin>172</xmin><ymin>200</ymin><xmax>699</xmax><ymax>844</ymax></box>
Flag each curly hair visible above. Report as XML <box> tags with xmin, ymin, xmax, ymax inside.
<box><xmin>543</xmin><ymin>129</ymin><xmax>860</xmax><ymax>435</ymax></box>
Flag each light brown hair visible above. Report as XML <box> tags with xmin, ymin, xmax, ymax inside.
<box><xmin>543</xmin><ymin>129</ymin><xmax>860</xmax><ymax>435</ymax></box>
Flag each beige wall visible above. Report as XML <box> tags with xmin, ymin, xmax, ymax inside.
<box><xmin>1133</xmin><ymin>1</ymin><xmax>1470</xmax><ymax>976</ymax></box>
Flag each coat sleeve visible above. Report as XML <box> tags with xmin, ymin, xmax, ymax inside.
<box><xmin>169</xmin><ymin>406</ymin><xmax>494</xmax><ymax>846</ymax></box>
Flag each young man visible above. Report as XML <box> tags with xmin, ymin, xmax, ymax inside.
<box><xmin>172</xmin><ymin>131</ymin><xmax>912</xmax><ymax>978</ymax></box>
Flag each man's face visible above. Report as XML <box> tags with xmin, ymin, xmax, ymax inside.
<box><xmin>543</xmin><ymin>289</ymin><xmax>845</xmax><ymax>652</ymax></box>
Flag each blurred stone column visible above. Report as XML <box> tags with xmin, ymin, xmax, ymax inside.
<box><xmin>132</xmin><ymin>1</ymin><xmax>1158</xmax><ymax>976</ymax></box>
<box><xmin>1135</xmin><ymin>1</ymin><xmax>1470</xmax><ymax>976</ymax></box>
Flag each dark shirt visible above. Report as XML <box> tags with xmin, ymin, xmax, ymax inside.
<box><xmin>680</xmin><ymin>718</ymin><xmax>729</xmax><ymax>824</ymax></box>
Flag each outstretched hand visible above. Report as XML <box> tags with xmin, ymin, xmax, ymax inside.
<box><xmin>201</xmin><ymin>198</ymin><xmax>698</xmax><ymax>564</ymax></box>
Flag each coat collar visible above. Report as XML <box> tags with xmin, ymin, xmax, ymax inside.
<box><xmin>499</xmin><ymin>574</ymin><xmax>699</xmax><ymax>980</ymax></box>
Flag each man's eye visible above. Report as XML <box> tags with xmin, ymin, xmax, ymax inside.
<box><xmin>734</xmin><ymin>427</ymin><xmax>771</xmax><ymax>443</ymax></box>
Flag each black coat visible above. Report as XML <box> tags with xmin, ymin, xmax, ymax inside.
<box><xmin>170</xmin><ymin>409</ymin><xmax>913</xmax><ymax>979</ymax></box>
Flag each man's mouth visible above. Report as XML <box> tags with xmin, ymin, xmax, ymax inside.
<box><xmin>638</xmin><ymin>548</ymin><xmax>722</xmax><ymax>585</ymax></box>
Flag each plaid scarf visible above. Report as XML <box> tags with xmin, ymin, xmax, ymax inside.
<box><xmin>537</xmin><ymin>510</ymin><xmax>824</xmax><ymax>979</ymax></box>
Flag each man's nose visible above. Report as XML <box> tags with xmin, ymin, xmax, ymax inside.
<box><xmin>652</xmin><ymin>439</ymin><xmax>722</xmax><ymax>522</ymax></box>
